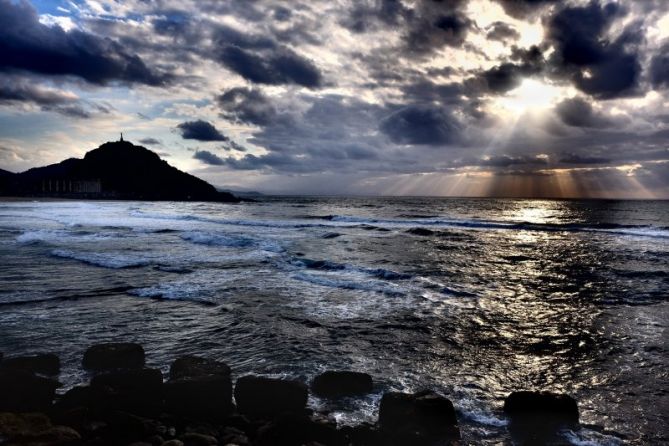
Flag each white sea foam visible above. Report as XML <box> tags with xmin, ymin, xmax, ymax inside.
<box><xmin>50</xmin><ymin>249</ymin><xmax>151</xmax><ymax>269</ymax></box>
<box><xmin>563</xmin><ymin>429</ymin><xmax>624</xmax><ymax>446</ymax></box>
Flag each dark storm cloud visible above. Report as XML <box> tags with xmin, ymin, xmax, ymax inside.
<box><xmin>472</xmin><ymin>46</ymin><xmax>544</xmax><ymax>94</ymax></box>
<box><xmin>217</xmin><ymin>46</ymin><xmax>322</xmax><ymax>88</ymax></box>
<box><xmin>479</xmin><ymin>155</ymin><xmax>547</xmax><ymax>167</ymax></box>
<box><xmin>486</xmin><ymin>22</ymin><xmax>520</xmax><ymax>42</ymax></box>
<box><xmin>404</xmin><ymin>1</ymin><xmax>473</xmax><ymax>55</ymax></box>
<box><xmin>559</xmin><ymin>153</ymin><xmax>611</xmax><ymax>164</ymax></box>
<box><xmin>0</xmin><ymin>77</ymin><xmax>112</xmax><ymax>119</ymax></box>
<box><xmin>379</xmin><ymin>105</ymin><xmax>460</xmax><ymax>146</ymax></box>
<box><xmin>650</xmin><ymin>43</ymin><xmax>669</xmax><ymax>90</ymax></box>
<box><xmin>139</xmin><ymin>138</ymin><xmax>161</xmax><ymax>146</ymax></box>
<box><xmin>0</xmin><ymin>82</ymin><xmax>74</xmax><ymax>106</ymax></box>
<box><xmin>0</xmin><ymin>0</ymin><xmax>169</xmax><ymax>86</ymax></box>
<box><xmin>545</xmin><ymin>1</ymin><xmax>642</xmax><ymax>99</ymax></box>
<box><xmin>217</xmin><ymin>87</ymin><xmax>278</xmax><ymax>126</ymax></box>
<box><xmin>193</xmin><ymin>150</ymin><xmax>224</xmax><ymax>165</ymax></box>
<box><xmin>212</xmin><ymin>23</ymin><xmax>322</xmax><ymax>88</ymax></box>
<box><xmin>177</xmin><ymin>120</ymin><xmax>228</xmax><ymax>142</ymax></box>
<box><xmin>555</xmin><ymin>97</ymin><xmax>613</xmax><ymax>128</ymax></box>
<box><xmin>340</xmin><ymin>0</ymin><xmax>409</xmax><ymax>33</ymax></box>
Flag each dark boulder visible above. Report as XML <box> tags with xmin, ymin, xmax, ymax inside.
<box><xmin>503</xmin><ymin>391</ymin><xmax>579</xmax><ymax>444</ymax></box>
<box><xmin>0</xmin><ymin>412</ymin><xmax>80</xmax><ymax>445</ymax></box>
<box><xmin>83</xmin><ymin>342</ymin><xmax>145</xmax><ymax>371</ymax></box>
<box><xmin>164</xmin><ymin>356</ymin><xmax>233</xmax><ymax>419</ymax></box>
<box><xmin>503</xmin><ymin>391</ymin><xmax>579</xmax><ymax>422</ymax></box>
<box><xmin>378</xmin><ymin>390</ymin><xmax>459</xmax><ymax>444</ymax></box>
<box><xmin>91</xmin><ymin>368</ymin><xmax>164</xmax><ymax>415</ymax></box>
<box><xmin>339</xmin><ymin>423</ymin><xmax>382</xmax><ymax>446</ymax></box>
<box><xmin>100</xmin><ymin>411</ymin><xmax>164</xmax><ymax>444</ymax></box>
<box><xmin>1</xmin><ymin>353</ymin><xmax>60</xmax><ymax>376</ymax></box>
<box><xmin>234</xmin><ymin>376</ymin><xmax>308</xmax><ymax>418</ymax></box>
<box><xmin>0</xmin><ymin>368</ymin><xmax>59</xmax><ymax>412</ymax></box>
<box><xmin>311</xmin><ymin>371</ymin><xmax>373</xmax><ymax>399</ymax></box>
<box><xmin>179</xmin><ymin>432</ymin><xmax>219</xmax><ymax>446</ymax></box>
<box><xmin>255</xmin><ymin>414</ymin><xmax>346</xmax><ymax>446</ymax></box>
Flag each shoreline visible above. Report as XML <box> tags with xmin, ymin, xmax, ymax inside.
<box><xmin>0</xmin><ymin>343</ymin><xmax>581</xmax><ymax>446</ymax></box>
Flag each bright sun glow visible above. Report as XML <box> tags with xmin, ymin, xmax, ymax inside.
<box><xmin>497</xmin><ymin>79</ymin><xmax>563</xmax><ymax>114</ymax></box>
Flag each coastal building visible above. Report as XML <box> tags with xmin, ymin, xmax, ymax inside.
<box><xmin>40</xmin><ymin>179</ymin><xmax>102</xmax><ymax>194</ymax></box>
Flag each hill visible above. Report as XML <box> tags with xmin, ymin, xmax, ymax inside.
<box><xmin>0</xmin><ymin>140</ymin><xmax>239</xmax><ymax>202</ymax></box>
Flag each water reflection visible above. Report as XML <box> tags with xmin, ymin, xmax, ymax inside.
<box><xmin>0</xmin><ymin>198</ymin><xmax>666</xmax><ymax>444</ymax></box>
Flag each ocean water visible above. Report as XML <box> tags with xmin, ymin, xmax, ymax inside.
<box><xmin>0</xmin><ymin>197</ymin><xmax>667</xmax><ymax>444</ymax></box>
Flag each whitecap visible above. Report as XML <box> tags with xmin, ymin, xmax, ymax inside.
<box><xmin>50</xmin><ymin>249</ymin><xmax>151</xmax><ymax>269</ymax></box>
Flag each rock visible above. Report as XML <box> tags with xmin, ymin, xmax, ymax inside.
<box><xmin>91</xmin><ymin>368</ymin><xmax>164</xmax><ymax>415</ymax></box>
<box><xmin>101</xmin><ymin>411</ymin><xmax>163</xmax><ymax>443</ymax></box>
<box><xmin>169</xmin><ymin>355</ymin><xmax>231</xmax><ymax>381</ymax></box>
<box><xmin>219</xmin><ymin>427</ymin><xmax>250</xmax><ymax>446</ymax></box>
<box><xmin>378</xmin><ymin>390</ymin><xmax>459</xmax><ymax>444</ymax></box>
<box><xmin>503</xmin><ymin>391</ymin><xmax>579</xmax><ymax>422</ymax></box>
<box><xmin>184</xmin><ymin>422</ymin><xmax>219</xmax><ymax>438</ymax></box>
<box><xmin>161</xmin><ymin>441</ymin><xmax>184</xmax><ymax>446</ymax></box>
<box><xmin>339</xmin><ymin>423</ymin><xmax>381</xmax><ymax>446</ymax></box>
<box><xmin>180</xmin><ymin>432</ymin><xmax>218</xmax><ymax>446</ymax></box>
<box><xmin>53</xmin><ymin>385</ymin><xmax>96</xmax><ymax>412</ymax></box>
<box><xmin>83</xmin><ymin>343</ymin><xmax>145</xmax><ymax>371</ymax></box>
<box><xmin>503</xmin><ymin>391</ymin><xmax>579</xmax><ymax>444</ymax></box>
<box><xmin>311</xmin><ymin>371</ymin><xmax>373</xmax><ymax>399</ymax></box>
<box><xmin>0</xmin><ymin>353</ymin><xmax>60</xmax><ymax>376</ymax></box>
<box><xmin>234</xmin><ymin>376</ymin><xmax>308</xmax><ymax>418</ymax></box>
<box><xmin>147</xmin><ymin>435</ymin><xmax>165</xmax><ymax>446</ymax></box>
<box><xmin>0</xmin><ymin>368</ymin><xmax>59</xmax><ymax>412</ymax></box>
<box><xmin>165</xmin><ymin>356</ymin><xmax>233</xmax><ymax>419</ymax></box>
<box><xmin>255</xmin><ymin>414</ymin><xmax>346</xmax><ymax>446</ymax></box>
<box><xmin>0</xmin><ymin>412</ymin><xmax>80</xmax><ymax>445</ymax></box>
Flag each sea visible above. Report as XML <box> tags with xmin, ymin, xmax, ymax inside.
<box><xmin>0</xmin><ymin>197</ymin><xmax>667</xmax><ymax>444</ymax></box>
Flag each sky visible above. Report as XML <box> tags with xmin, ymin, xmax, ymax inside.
<box><xmin>1</xmin><ymin>0</ymin><xmax>669</xmax><ymax>198</ymax></box>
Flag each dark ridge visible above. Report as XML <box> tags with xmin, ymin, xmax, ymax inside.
<box><xmin>0</xmin><ymin>140</ymin><xmax>240</xmax><ymax>202</ymax></box>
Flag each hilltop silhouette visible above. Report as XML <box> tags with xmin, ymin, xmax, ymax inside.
<box><xmin>0</xmin><ymin>139</ymin><xmax>239</xmax><ymax>202</ymax></box>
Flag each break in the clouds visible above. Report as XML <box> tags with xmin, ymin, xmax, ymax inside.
<box><xmin>1</xmin><ymin>0</ymin><xmax>669</xmax><ymax>198</ymax></box>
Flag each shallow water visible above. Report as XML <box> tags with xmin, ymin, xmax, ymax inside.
<box><xmin>0</xmin><ymin>197</ymin><xmax>667</xmax><ymax>444</ymax></box>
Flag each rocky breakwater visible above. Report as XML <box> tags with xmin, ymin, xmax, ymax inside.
<box><xmin>0</xmin><ymin>345</ymin><xmax>580</xmax><ymax>445</ymax></box>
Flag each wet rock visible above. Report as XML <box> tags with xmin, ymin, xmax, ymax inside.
<box><xmin>53</xmin><ymin>385</ymin><xmax>96</xmax><ymax>412</ymax></box>
<box><xmin>1</xmin><ymin>353</ymin><xmax>60</xmax><ymax>376</ymax></box>
<box><xmin>219</xmin><ymin>426</ymin><xmax>250</xmax><ymax>445</ymax></box>
<box><xmin>0</xmin><ymin>368</ymin><xmax>59</xmax><ymax>412</ymax></box>
<box><xmin>165</xmin><ymin>356</ymin><xmax>233</xmax><ymax>419</ymax></box>
<box><xmin>503</xmin><ymin>391</ymin><xmax>578</xmax><ymax>422</ymax></box>
<box><xmin>311</xmin><ymin>371</ymin><xmax>373</xmax><ymax>399</ymax></box>
<box><xmin>91</xmin><ymin>368</ymin><xmax>164</xmax><ymax>415</ymax></box>
<box><xmin>101</xmin><ymin>411</ymin><xmax>163</xmax><ymax>443</ymax></box>
<box><xmin>406</xmin><ymin>227</ymin><xmax>434</xmax><ymax>236</ymax></box>
<box><xmin>147</xmin><ymin>434</ymin><xmax>165</xmax><ymax>446</ymax></box>
<box><xmin>184</xmin><ymin>421</ymin><xmax>219</xmax><ymax>438</ymax></box>
<box><xmin>339</xmin><ymin>423</ymin><xmax>381</xmax><ymax>446</ymax></box>
<box><xmin>378</xmin><ymin>390</ymin><xmax>460</xmax><ymax>444</ymax></box>
<box><xmin>255</xmin><ymin>414</ymin><xmax>346</xmax><ymax>446</ymax></box>
<box><xmin>503</xmin><ymin>391</ymin><xmax>579</xmax><ymax>443</ymax></box>
<box><xmin>83</xmin><ymin>343</ymin><xmax>145</xmax><ymax>371</ymax></box>
<box><xmin>180</xmin><ymin>432</ymin><xmax>218</xmax><ymax>446</ymax></box>
<box><xmin>234</xmin><ymin>376</ymin><xmax>308</xmax><ymax>418</ymax></box>
<box><xmin>0</xmin><ymin>412</ymin><xmax>80</xmax><ymax>445</ymax></box>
